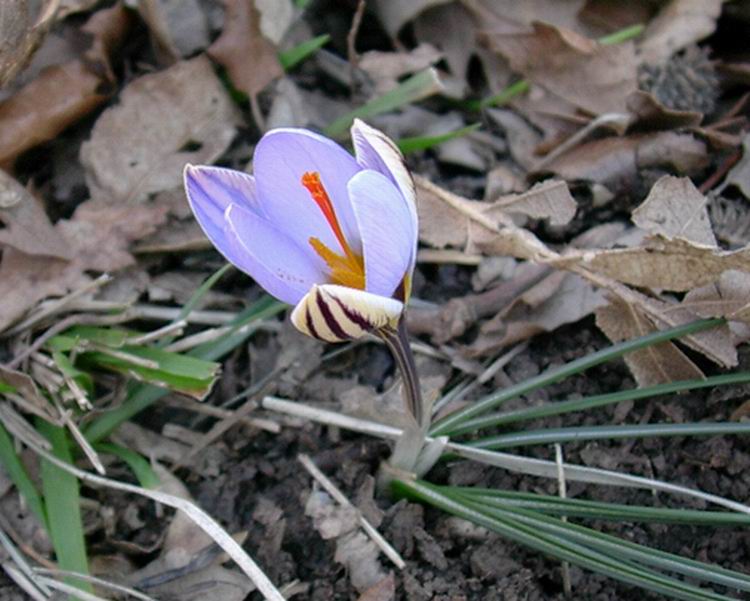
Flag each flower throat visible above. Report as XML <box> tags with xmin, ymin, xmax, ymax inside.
<box><xmin>302</xmin><ymin>171</ymin><xmax>365</xmax><ymax>290</ymax></box>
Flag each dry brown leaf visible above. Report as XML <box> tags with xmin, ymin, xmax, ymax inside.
<box><xmin>416</xmin><ymin>176</ymin><xmax>573</xmax><ymax>256</ymax></box>
<box><xmin>0</xmin><ymin>199</ymin><xmax>168</xmax><ymax>333</ymax></box>
<box><xmin>137</xmin><ymin>0</ymin><xmax>210</xmax><ymax>64</ymax></box>
<box><xmin>0</xmin><ymin>0</ymin><xmax>59</xmax><ymax>87</ymax></box>
<box><xmin>356</xmin><ymin>574</ymin><xmax>395</xmax><ymax>601</ymax></box>
<box><xmin>556</xmin><ymin>236</ymin><xmax>750</xmax><ymax>292</ymax></box>
<box><xmin>414</xmin><ymin>2</ymin><xmax>477</xmax><ymax>81</ymax></box>
<box><xmin>681</xmin><ymin>271</ymin><xmax>750</xmax><ymax>323</ymax></box>
<box><xmin>305</xmin><ymin>490</ymin><xmax>387</xmax><ymax>592</ymax></box>
<box><xmin>468</xmin><ymin>271</ymin><xmax>605</xmax><ymax>357</ymax></box>
<box><xmin>0</xmin><ymin>62</ymin><xmax>105</xmax><ymax>168</ymax></box>
<box><xmin>207</xmin><ymin>0</ymin><xmax>282</xmax><ymax>104</ymax></box>
<box><xmin>0</xmin><ymin>3</ymin><xmax>132</xmax><ymax>167</ymax></box>
<box><xmin>80</xmin><ymin>56</ymin><xmax>241</xmax><ymax>205</ymax></box>
<box><xmin>372</xmin><ymin>0</ymin><xmax>453</xmax><ymax>36</ymax></box>
<box><xmin>632</xmin><ymin>175</ymin><xmax>716</xmax><ymax>245</ymax></box>
<box><xmin>595</xmin><ymin>296</ymin><xmax>704</xmax><ymax>387</ymax></box>
<box><xmin>465</xmin><ymin>0</ymin><xmax>588</xmax><ymax>35</ymax></box>
<box><xmin>143</xmin><ymin>565</ymin><xmax>253</xmax><ymax>601</ymax></box>
<box><xmin>542</xmin><ymin>132</ymin><xmax>709</xmax><ymax>188</ymax></box>
<box><xmin>718</xmin><ymin>132</ymin><xmax>750</xmax><ymax>199</ymax></box>
<box><xmin>359</xmin><ymin>44</ymin><xmax>443</xmax><ymax>95</ymax></box>
<box><xmin>0</xmin><ymin>170</ymin><xmax>70</xmax><ymax>258</ymax></box>
<box><xmin>482</xmin><ymin>21</ymin><xmax>638</xmax><ymax>116</ymax></box>
<box><xmin>626</xmin><ymin>90</ymin><xmax>703</xmax><ymax>130</ymax></box>
<box><xmin>488</xmin><ymin>180</ymin><xmax>577</xmax><ymax>226</ymax></box>
<box><xmin>485</xmin><ymin>108</ymin><xmax>541</xmax><ymax>171</ymax></box>
<box><xmin>638</xmin><ymin>0</ymin><xmax>723</xmax><ymax>64</ymax></box>
<box><xmin>0</xmin><ymin>365</ymin><xmax>55</xmax><ymax>420</ymax></box>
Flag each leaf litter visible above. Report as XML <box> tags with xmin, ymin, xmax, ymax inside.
<box><xmin>2</xmin><ymin>1</ymin><xmax>750</xmax><ymax>600</ymax></box>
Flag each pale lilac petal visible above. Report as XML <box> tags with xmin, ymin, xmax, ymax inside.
<box><xmin>291</xmin><ymin>284</ymin><xmax>404</xmax><ymax>342</ymax></box>
<box><xmin>224</xmin><ymin>203</ymin><xmax>325</xmax><ymax>305</ymax></box>
<box><xmin>350</xmin><ymin>119</ymin><xmax>418</xmax><ymax>268</ymax></box>
<box><xmin>184</xmin><ymin>164</ymin><xmax>262</xmax><ymax>269</ymax></box>
<box><xmin>253</xmin><ymin>128</ymin><xmax>363</xmax><ymax>254</ymax></box>
<box><xmin>348</xmin><ymin>170</ymin><xmax>414</xmax><ymax>298</ymax></box>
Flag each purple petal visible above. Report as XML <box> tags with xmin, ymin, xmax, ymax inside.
<box><xmin>253</xmin><ymin>128</ymin><xmax>363</xmax><ymax>254</ymax></box>
<box><xmin>224</xmin><ymin>203</ymin><xmax>325</xmax><ymax>305</ymax></box>
<box><xmin>350</xmin><ymin>120</ymin><xmax>418</xmax><ymax>270</ymax></box>
<box><xmin>348</xmin><ymin>170</ymin><xmax>414</xmax><ymax>298</ymax></box>
<box><xmin>184</xmin><ymin>164</ymin><xmax>262</xmax><ymax>268</ymax></box>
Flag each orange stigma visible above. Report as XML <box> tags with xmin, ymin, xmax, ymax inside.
<box><xmin>302</xmin><ymin>171</ymin><xmax>365</xmax><ymax>289</ymax></box>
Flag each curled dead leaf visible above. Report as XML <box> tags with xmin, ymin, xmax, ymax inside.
<box><xmin>207</xmin><ymin>0</ymin><xmax>282</xmax><ymax>105</ymax></box>
<box><xmin>79</xmin><ymin>56</ymin><xmax>242</xmax><ymax>205</ymax></box>
<box><xmin>482</xmin><ymin>21</ymin><xmax>638</xmax><ymax>116</ymax></box>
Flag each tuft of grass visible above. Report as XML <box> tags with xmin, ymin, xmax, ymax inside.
<box><xmin>38</xmin><ymin>421</ymin><xmax>93</xmax><ymax>599</ymax></box>
<box><xmin>394</xmin><ymin>479</ymin><xmax>749</xmax><ymax>600</ymax></box>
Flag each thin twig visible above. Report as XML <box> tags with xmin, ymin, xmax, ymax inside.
<box><xmin>5</xmin><ymin>274</ymin><xmax>113</xmax><ymax>337</ymax></box>
<box><xmin>298</xmin><ymin>454</ymin><xmax>405</xmax><ymax>569</ymax></box>
<box><xmin>126</xmin><ymin>320</ymin><xmax>186</xmax><ymax>345</ymax></box>
<box><xmin>0</xmin><ymin>524</ymin><xmax>53</xmax><ymax>597</ymax></box>
<box><xmin>20</xmin><ymin>439</ymin><xmax>286</xmax><ymax>601</ymax></box>
<box><xmin>347</xmin><ymin>0</ymin><xmax>366</xmax><ymax>97</ymax></box>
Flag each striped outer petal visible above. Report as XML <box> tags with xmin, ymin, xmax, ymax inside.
<box><xmin>290</xmin><ymin>284</ymin><xmax>404</xmax><ymax>343</ymax></box>
<box><xmin>350</xmin><ymin>119</ymin><xmax>418</xmax><ymax>271</ymax></box>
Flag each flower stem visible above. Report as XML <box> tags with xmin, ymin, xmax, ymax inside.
<box><xmin>378</xmin><ymin>320</ymin><xmax>424</xmax><ymax>429</ymax></box>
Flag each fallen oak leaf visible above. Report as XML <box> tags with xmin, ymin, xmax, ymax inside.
<box><xmin>80</xmin><ymin>55</ymin><xmax>241</xmax><ymax>205</ymax></box>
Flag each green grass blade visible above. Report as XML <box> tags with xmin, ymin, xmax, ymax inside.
<box><xmin>0</xmin><ymin>422</ymin><xmax>46</xmax><ymax>524</ymax></box>
<box><xmin>324</xmin><ymin>68</ymin><xmax>444</xmax><ymax>137</ymax></box>
<box><xmin>95</xmin><ymin>443</ymin><xmax>160</xmax><ymax>489</ymax></box>
<box><xmin>83</xmin><ymin>296</ymin><xmax>285</xmax><ymax>444</ymax></box>
<box><xmin>396</xmin><ymin>123</ymin><xmax>481</xmax><ymax>154</ymax></box>
<box><xmin>472</xmin><ymin>422</ymin><xmax>750</xmax><ymax>451</ymax></box>
<box><xmin>279</xmin><ymin>34</ymin><xmax>330</xmax><ymax>70</ymax></box>
<box><xmin>451</xmin><ymin>489</ymin><xmax>750</xmax><ymax>593</ymax></box>
<box><xmin>0</xmin><ymin>382</ymin><xmax>17</xmax><ymax>393</ymax></box>
<box><xmin>393</xmin><ymin>479</ymin><xmax>735</xmax><ymax>600</ymax></box>
<box><xmin>451</xmin><ymin>372</ymin><xmax>750</xmax><ymax>436</ymax></box>
<box><xmin>454</xmin><ymin>487</ymin><xmax>750</xmax><ymax>526</ymax></box>
<box><xmin>82</xmin><ymin>345</ymin><xmax>221</xmax><ymax>399</ymax></box>
<box><xmin>429</xmin><ymin>317</ymin><xmax>724</xmax><ymax>437</ymax></box>
<box><xmin>37</xmin><ymin>421</ymin><xmax>92</xmax><ymax>599</ymax></box>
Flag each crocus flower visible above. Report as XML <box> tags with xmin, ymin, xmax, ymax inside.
<box><xmin>184</xmin><ymin>119</ymin><xmax>418</xmax><ymax>344</ymax></box>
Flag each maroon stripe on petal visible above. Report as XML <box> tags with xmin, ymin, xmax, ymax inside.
<box><xmin>305</xmin><ymin>305</ymin><xmax>320</xmax><ymax>340</ymax></box>
<box><xmin>331</xmin><ymin>296</ymin><xmax>373</xmax><ymax>331</ymax></box>
<box><xmin>315</xmin><ymin>292</ymin><xmax>350</xmax><ymax>340</ymax></box>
